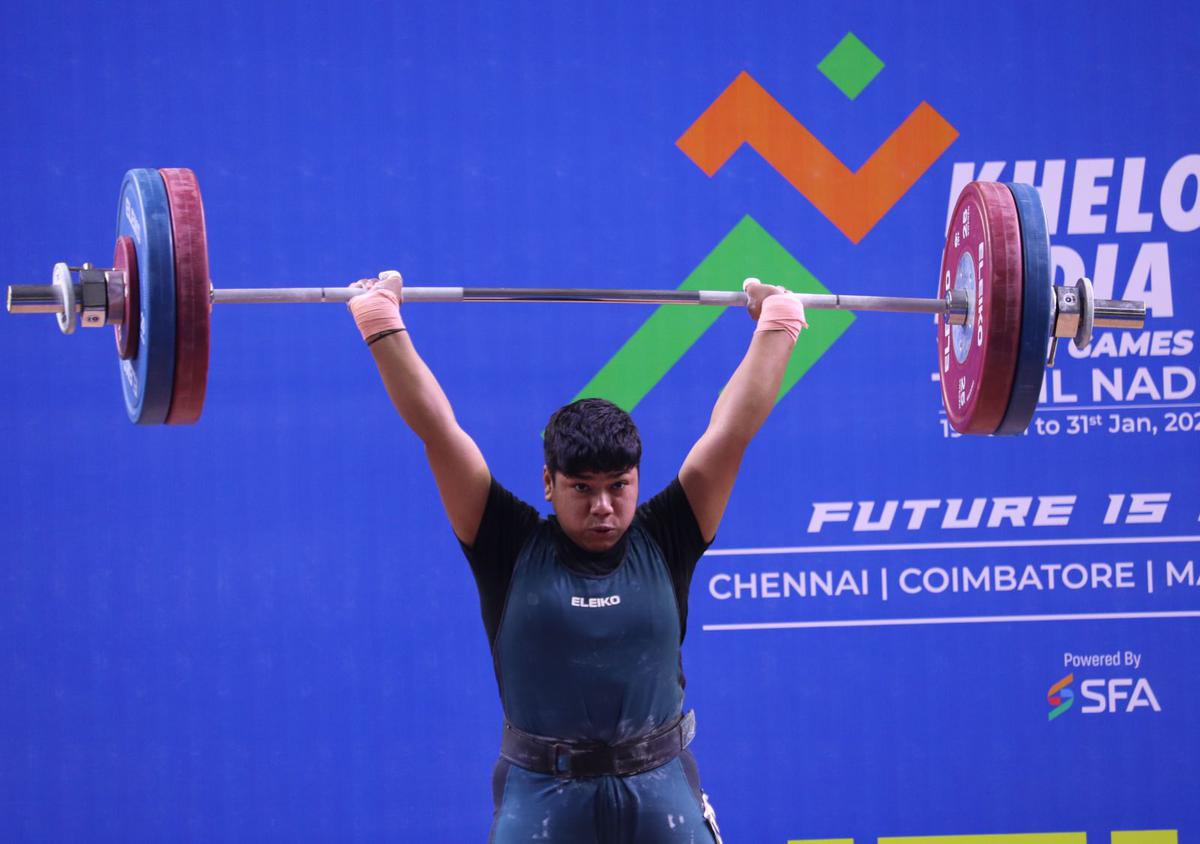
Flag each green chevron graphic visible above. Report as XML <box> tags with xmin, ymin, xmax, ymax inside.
<box><xmin>572</xmin><ymin>215</ymin><xmax>854</xmax><ymax>411</ymax></box>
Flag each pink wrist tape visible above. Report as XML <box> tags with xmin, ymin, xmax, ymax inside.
<box><xmin>755</xmin><ymin>294</ymin><xmax>807</xmax><ymax>342</ymax></box>
<box><xmin>349</xmin><ymin>289</ymin><xmax>405</xmax><ymax>342</ymax></box>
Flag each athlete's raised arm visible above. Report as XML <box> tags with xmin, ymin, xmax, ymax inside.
<box><xmin>348</xmin><ymin>271</ymin><xmax>491</xmax><ymax>545</ymax></box>
<box><xmin>678</xmin><ymin>280</ymin><xmax>806</xmax><ymax>542</ymax></box>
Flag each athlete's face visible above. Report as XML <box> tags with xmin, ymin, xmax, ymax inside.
<box><xmin>544</xmin><ymin>466</ymin><xmax>639</xmax><ymax>552</ymax></box>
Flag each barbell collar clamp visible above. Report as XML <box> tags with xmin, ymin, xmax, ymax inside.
<box><xmin>9</xmin><ymin>269</ymin><xmax>127</xmax><ymax>329</ymax></box>
<box><xmin>78</xmin><ymin>268</ymin><xmax>111</xmax><ymax>328</ymax></box>
<box><xmin>1049</xmin><ymin>276</ymin><xmax>1143</xmax><ymax>338</ymax></box>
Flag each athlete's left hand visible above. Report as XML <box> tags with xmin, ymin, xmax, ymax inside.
<box><xmin>743</xmin><ymin>277</ymin><xmax>789</xmax><ymax>321</ymax></box>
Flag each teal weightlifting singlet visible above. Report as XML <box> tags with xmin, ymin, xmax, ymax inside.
<box><xmin>496</xmin><ymin>518</ymin><xmax>682</xmax><ymax>742</ymax></box>
<box><xmin>462</xmin><ymin>478</ymin><xmax>721</xmax><ymax>843</ymax></box>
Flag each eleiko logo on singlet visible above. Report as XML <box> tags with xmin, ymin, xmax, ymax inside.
<box><xmin>571</xmin><ymin>595</ymin><xmax>622</xmax><ymax>608</ymax></box>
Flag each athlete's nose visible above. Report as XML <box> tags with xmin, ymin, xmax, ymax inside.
<box><xmin>591</xmin><ymin>492</ymin><xmax>614</xmax><ymax>517</ymax></box>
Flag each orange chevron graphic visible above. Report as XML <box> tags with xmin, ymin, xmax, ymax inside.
<box><xmin>676</xmin><ymin>71</ymin><xmax>959</xmax><ymax>243</ymax></box>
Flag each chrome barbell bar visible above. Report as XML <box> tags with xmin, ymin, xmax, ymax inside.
<box><xmin>7</xmin><ymin>267</ymin><xmax>1148</xmax><ymax>342</ymax></box>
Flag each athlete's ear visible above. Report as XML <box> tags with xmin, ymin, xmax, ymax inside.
<box><xmin>543</xmin><ymin>466</ymin><xmax>553</xmax><ymax>501</ymax></box>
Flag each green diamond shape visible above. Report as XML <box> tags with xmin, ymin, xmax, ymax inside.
<box><xmin>818</xmin><ymin>32</ymin><xmax>884</xmax><ymax>100</ymax></box>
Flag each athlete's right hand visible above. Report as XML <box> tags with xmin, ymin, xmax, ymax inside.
<box><xmin>350</xmin><ymin>269</ymin><xmax>404</xmax><ymax>304</ymax></box>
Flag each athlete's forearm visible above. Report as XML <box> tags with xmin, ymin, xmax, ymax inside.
<box><xmin>366</xmin><ymin>328</ymin><xmax>491</xmax><ymax>543</ymax></box>
<box><xmin>367</xmin><ymin>329</ymin><xmax>464</xmax><ymax>447</ymax></box>
<box><xmin>678</xmin><ymin>289</ymin><xmax>803</xmax><ymax>539</ymax></box>
<box><xmin>678</xmin><ymin>327</ymin><xmax>794</xmax><ymax>541</ymax></box>
<box><xmin>706</xmin><ymin>329</ymin><xmax>794</xmax><ymax>446</ymax></box>
<box><xmin>348</xmin><ymin>275</ymin><xmax>490</xmax><ymax>542</ymax></box>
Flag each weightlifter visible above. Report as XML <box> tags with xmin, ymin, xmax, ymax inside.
<box><xmin>347</xmin><ymin>270</ymin><xmax>806</xmax><ymax>843</ymax></box>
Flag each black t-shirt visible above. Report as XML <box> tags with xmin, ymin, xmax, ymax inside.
<box><xmin>461</xmin><ymin>477</ymin><xmax>711</xmax><ymax>649</ymax></box>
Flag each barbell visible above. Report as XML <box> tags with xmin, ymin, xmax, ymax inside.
<box><xmin>6</xmin><ymin>168</ymin><xmax>1146</xmax><ymax>432</ymax></box>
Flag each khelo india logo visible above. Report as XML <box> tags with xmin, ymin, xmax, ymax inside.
<box><xmin>573</xmin><ymin>32</ymin><xmax>958</xmax><ymax>411</ymax></box>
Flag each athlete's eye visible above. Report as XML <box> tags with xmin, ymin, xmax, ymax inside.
<box><xmin>611</xmin><ymin>481</ymin><xmax>628</xmax><ymax>491</ymax></box>
<box><xmin>573</xmin><ymin>483</ymin><xmax>590</xmax><ymax>493</ymax></box>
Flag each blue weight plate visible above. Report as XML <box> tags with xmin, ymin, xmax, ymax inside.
<box><xmin>996</xmin><ymin>182</ymin><xmax>1052</xmax><ymax>435</ymax></box>
<box><xmin>116</xmin><ymin>169</ymin><xmax>176</xmax><ymax>424</ymax></box>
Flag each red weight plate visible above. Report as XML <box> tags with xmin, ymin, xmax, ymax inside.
<box><xmin>159</xmin><ymin>168</ymin><xmax>212</xmax><ymax>425</ymax></box>
<box><xmin>113</xmin><ymin>235</ymin><xmax>140</xmax><ymax>360</ymax></box>
<box><xmin>937</xmin><ymin>182</ymin><xmax>1024</xmax><ymax>434</ymax></box>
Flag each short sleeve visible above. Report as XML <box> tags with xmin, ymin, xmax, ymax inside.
<box><xmin>636</xmin><ymin>477</ymin><xmax>712</xmax><ymax>640</ymax></box>
<box><xmin>460</xmin><ymin>478</ymin><xmax>542</xmax><ymax>647</ymax></box>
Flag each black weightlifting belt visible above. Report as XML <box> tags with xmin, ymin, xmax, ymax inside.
<box><xmin>500</xmin><ymin>710</ymin><xmax>696</xmax><ymax>778</ymax></box>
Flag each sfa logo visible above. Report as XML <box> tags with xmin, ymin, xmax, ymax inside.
<box><xmin>1046</xmin><ymin>672</ymin><xmax>1161</xmax><ymax>720</ymax></box>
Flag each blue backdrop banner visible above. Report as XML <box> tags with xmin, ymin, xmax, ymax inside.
<box><xmin>1</xmin><ymin>1</ymin><xmax>1196</xmax><ymax>841</ymax></box>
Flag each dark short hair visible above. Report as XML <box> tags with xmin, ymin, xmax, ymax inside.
<box><xmin>544</xmin><ymin>398</ymin><xmax>642</xmax><ymax>477</ymax></box>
